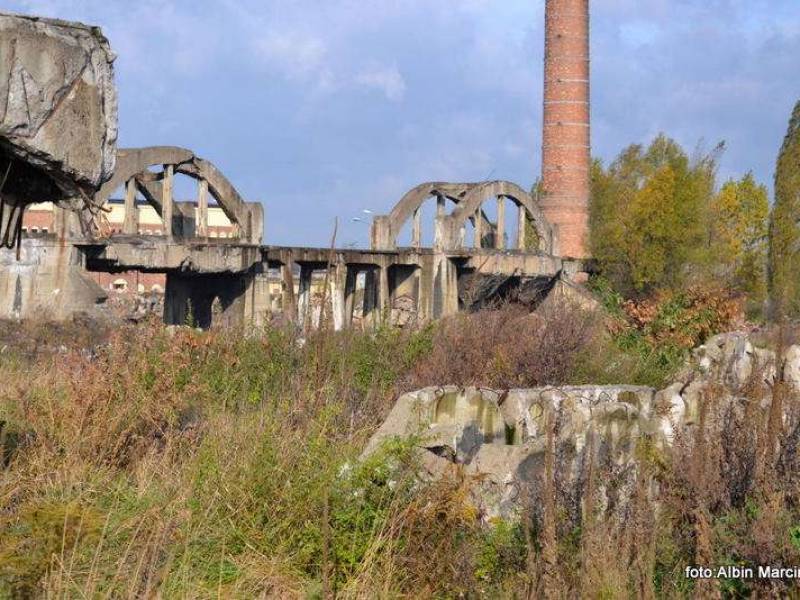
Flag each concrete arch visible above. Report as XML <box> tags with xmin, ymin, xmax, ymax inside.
<box><xmin>387</xmin><ymin>182</ymin><xmax>471</xmax><ymax>233</ymax></box>
<box><xmin>94</xmin><ymin>146</ymin><xmax>262</xmax><ymax>243</ymax></box>
<box><xmin>380</xmin><ymin>180</ymin><xmax>554</xmax><ymax>253</ymax></box>
<box><xmin>449</xmin><ymin>181</ymin><xmax>555</xmax><ymax>254</ymax></box>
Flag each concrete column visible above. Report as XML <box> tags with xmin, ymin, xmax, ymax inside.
<box><xmin>297</xmin><ymin>264</ymin><xmax>313</xmax><ymax>330</ymax></box>
<box><xmin>238</xmin><ymin>270</ymin><xmax>271</xmax><ymax>329</ymax></box>
<box><xmin>436</xmin><ymin>194</ymin><xmax>446</xmax><ymax>219</ymax></box>
<box><xmin>517</xmin><ymin>204</ymin><xmax>527</xmax><ymax>250</ymax></box>
<box><xmin>370</xmin><ymin>216</ymin><xmax>393</xmax><ymax>250</ymax></box>
<box><xmin>496</xmin><ymin>196</ymin><xmax>505</xmax><ymax>250</ymax></box>
<box><xmin>344</xmin><ymin>266</ymin><xmax>357</xmax><ymax>328</ymax></box>
<box><xmin>432</xmin><ymin>256</ymin><xmax>459</xmax><ymax>319</ymax></box>
<box><xmin>162</xmin><ymin>164</ymin><xmax>174</xmax><ymax>240</ymax></box>
<box><xmin>280</xmin><ymin>261</ymin><xmax>297</xmax><ymax>321</ymax></box>
<box><xmin>363</xmin><ymin>268</ymin><xmax>379</xmax><ymax>327</ymax></box>
<box><xmin>416</xmin><ymin>256</ymin><xmax>436</xmax><ymax>322</ymax></box>
<box><xmin>197</xmin><ymin>178</ymin><xmax>209</xmax><ymax>237</ymax></box>
<box><xmin>52</xmin><ymin>204</ymin><xmax>69</xmax><ymax>240</ymax></box>
<box><xmin>379</xmin><ymin>265</ymin><xmax>391</xmax><ymax>316</ymax></box>
<box><xmin>123</xmin><ymin>178</ymin><xmax>138</xmax><ymax>235</ymax></box>
<box><xmin>164</xmin><ymin>272</ymin><xmax>190</xmax><ymax>325</ymax></box>
<box><xmin>444</xmin><ymin>259</ymin><xmax>459</xmax><ymax>317</ymax></box>
<box><xmin>474</xmin><ymin>210</ymin><xmax>483</xmax><ymax>249</ymax></box>
<box><xmin>412</xmin><ymin>208</ymin><xmax>421</xmax><ymax>248</ymax></box>
<box><xmin>417</xmin><ymin>257</ymin><xmax>435</xmax><ymax>322</ymax></box>
<box><xmin>330</xmin><ymin>261</ymin><xmax>347</xmax><ymax>331</ymax></box>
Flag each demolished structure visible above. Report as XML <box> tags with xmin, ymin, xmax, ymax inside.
<box><xmin>0</xmin><ymin>12</ymin><xmax>117</xmax><ymax>247</ymax></box>
<box><xmin>363</xmin><ymin>333</ymin><xmax>797</xmax><ymax>522</ymax></box>
<box><xmin>0</xmin><ymin>8</ymin><xmax>593</xmax><ymax>327</ymax></box>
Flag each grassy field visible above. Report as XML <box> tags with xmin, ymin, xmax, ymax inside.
<box><xmin>1</xmin><ymin>307</ymin><xmax>798</xmax><ymax>598</ymax></box>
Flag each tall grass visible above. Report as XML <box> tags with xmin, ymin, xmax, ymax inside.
<box><xmin>1</xmin><ymin>305</ymin><xmax>793</xmax><ymax>597</ymax></box>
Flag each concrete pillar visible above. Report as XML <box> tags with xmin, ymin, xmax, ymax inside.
<box><xmin>330</xmin><ymin>261</ymin><xmax>347</xmax><ymax>331</ymax></box>
<box><xmin>162</xmin><ymin>164</ymin><xmax>174</xmax><ymax>240</ymax></box>
<box><xmin>298</xmin><ymin>264</ymin><xmax>313</xmax><ymax>330</ymax></box>
<box><xmin>241</xmin><ymin>270</ymin><xmax>271</xmax><ymax>329</ymax></box>
<box><xmin>379</xmin><ymin>265</ymin><xmax>391</xmax><ymax>315</ymax></box>
<box><xmin>344</xmin><ymin>266</ymin><xmax>357</xmax><ymax>328</ymax></box>
<box><xmin>432</xmin><ymin>256</ymin><xmax>459</xmax><ymax>319</ymax></box>
<box><xmin>52</xmin><ymin>204</ymin><xmax>70</xmax><ymax>240</ymax></box>
<box><xmin>370</xmin><ymin>216</ymin><xmax>393</xmax><ymax>250</ymax></box>
<box><xmin>417</xmin><ymin>257</ymin><xmax>435</xmax><ymax>322</ymax></box>
<box><xmin>280</xmin><ymin>261</ymin><xmax>297</xmax><ymax>321</ymax></box>
<box><xmin>164</xmin><ymin>272</ymin><xmax>190</xmax><ymax>325</ymax></box>
<box><xmin>363</xmin><ymin>268</ymin><xmax>379</xmax><ymax>327</ymax></box>
<box><xmin>517</xmin><ymin>204</ymin><xmax>527</xmax><ymax>250</ymax></box>
<box><xmin>123</xmin><ymin>178</ymin><xmax>138</xmax><ymax>235</ymax></box>
<box><xmin>197</xmin><ymin>178</ymin><xmax>209</xmax><ymax>238</ymax></box>
<box><xmin>412</xmin><ymin>208</ymin><xmax>421</xmax><ymax>248</ymax></box>
<box><xmin>474</xmin><ymin>209</ymin><xmax>483</xmax><ymax>249</ymax></box>
<box><xmin>496</xmin><ymin>196</ymin><xmax>505</xmax><ymax>250</ymax></box>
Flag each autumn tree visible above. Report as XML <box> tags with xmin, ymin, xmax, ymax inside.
<box><xmin>768</xmin><ymin>100</ymin><xmax>800</xmax><ymax>319</ymax></box>
<box><xmin>709</xmin><ymin>173</ymin><xmax>769</xmax><ymax>308</ymax></box>
<box><xmin>589</xmin><ymin>134</ymin><xmax>720</xmax><ymax>296</ymax></box>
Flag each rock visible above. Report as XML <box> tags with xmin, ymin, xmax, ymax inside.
<box><xmin>0</xmin><ymin>12</ymin><xmax>117</xmax><ymax>244</ymax></box>
<box><xmin>390</xmin><ymin>295</ymin><xmax>416</xmax><ymax>327</ymax></box>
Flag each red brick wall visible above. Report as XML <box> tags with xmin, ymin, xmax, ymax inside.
<box><xmin>94</xmin><ymin>272</ymin><xmax>166</xmax><ymax>295</ymax></box>
<box><xmin>541</xmin><ymin>0</ymin><xmax>590</xmax><ymax>258</ymax></box>
<box><xmin>21</xmin><ymin>209</ymin><xmax>54</xmax><ymax>233</ymax></box>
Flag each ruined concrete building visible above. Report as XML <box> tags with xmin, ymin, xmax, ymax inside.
<box><xmin>0</xmin><ymin>9</ymin><xmax>594</xmax><ymax>328</ymax></box>
<box><xmin>540</xmin><ymin>0</ymin><xmax>590</xmax><ymax>259</ymax></box>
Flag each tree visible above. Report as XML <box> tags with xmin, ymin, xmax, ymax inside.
<box><xmin>589</xmin><ymin>134</ymin><xmax>720</xmax><ymax>295</ymax></box>
<box><xmin>769</xmin><ymin>100</ymin><xmax>800</xmax><ymax>319</ymax></box>
<box><xmin>710</xmin><ymin>173</ymin><xmax>769</xmax><ymax>308</ymax></box>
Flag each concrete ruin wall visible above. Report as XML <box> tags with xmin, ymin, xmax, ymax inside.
<box><xmin>0</xmin><ymin>12</ymin><xmax>118</xmax><ymax>247</ymax></box>
<box><xmin>363</xmin><ymin>333</ymin><xmax>791</xmax><ymax>523</ymax></box>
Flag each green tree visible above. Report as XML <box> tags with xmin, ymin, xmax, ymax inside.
<box><xmin>769</xmin><ymin>100</ymin><xmax>800</xmax><ymax>319</ymax></box>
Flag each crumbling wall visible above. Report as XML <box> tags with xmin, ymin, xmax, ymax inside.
<box><xmin>364</xmin><ymin>333</ymin><xmax>796</xmax><ymax>523</ymax></box>
<box><xmin>0</xmin><ymin>12</ymin><xmax>117</xmax><ymax>247</ymax></box>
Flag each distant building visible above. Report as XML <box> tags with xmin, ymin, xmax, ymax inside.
<box><xmin>22</xmin><ymin>199</ymin><xmax>237</xmax><ymax>295</ymax></box>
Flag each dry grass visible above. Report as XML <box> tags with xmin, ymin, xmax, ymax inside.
<box><xmin>1</xmin><ymin>308</ymin><xmax>798</xmax><ymax>597</ymax></box>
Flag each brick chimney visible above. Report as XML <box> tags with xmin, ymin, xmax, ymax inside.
<box><xmin>541</xmin><ymin>0</ymin><xmax>590</xmax><ymax>258</ymax></box>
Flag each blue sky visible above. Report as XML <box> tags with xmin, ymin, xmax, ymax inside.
<box><xmin>8</xmin><ymin>0</ymin><xmax>799</xmax><ymax>246</ymax></box>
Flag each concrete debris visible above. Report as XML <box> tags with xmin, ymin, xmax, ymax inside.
<box><xmin>363</xmin><ymin>332</ymin><xmax>800</xmax><ymax>523</ymax></box>
<box><xmin>0</xmin><ymin>12</ymin><xmax>118</xmax><ymax>245</ymax></box>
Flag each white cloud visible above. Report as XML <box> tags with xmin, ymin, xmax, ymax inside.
<box><xmin>253</xmin><ymin>30</ymin><xmax>327</xmax><ymax>81</ymax></box>
<box><xmin>354</xmin><ymin>64</ymin><xmax>406</xmax><ymax>102</ymax></box>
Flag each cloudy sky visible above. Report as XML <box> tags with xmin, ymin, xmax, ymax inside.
<box><xmin>7</xmin><ymin>0</ymin><xmax>799</xmax><ymax>245</ymax></box>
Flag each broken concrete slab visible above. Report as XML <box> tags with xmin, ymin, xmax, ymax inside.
<box><xmin>363</xmin><ymin>334</ymin><xmax>800</xmax><ymax>523</ymax></box>
<box><xmin>0</xmin><ymin>12</ymin><xmax>117</xmax><ymax>245</ymax></box>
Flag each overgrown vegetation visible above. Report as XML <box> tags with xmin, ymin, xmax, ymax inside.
<box><xmin>0</xmin><ymin>306</ymin><xmax>797</xmax><ymax>597</ymax></box>
<box><xmin>0</xmin><ymin>306</ymin><xmax>676</xmax><ymax>598</ymax></box>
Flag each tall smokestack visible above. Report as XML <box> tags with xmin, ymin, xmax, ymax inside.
<box><xmin>541</xmin><ymin>0</ymin><xmax>590</xmax><ymax>258</ymax></box>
